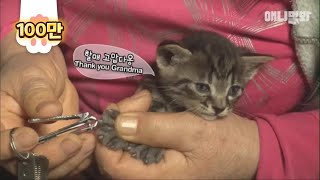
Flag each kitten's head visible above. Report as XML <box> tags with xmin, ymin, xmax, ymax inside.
<box><xmin>155</xmin><ymin>31</ymin><xmax>273</xmax><ymax>120</ymax></box>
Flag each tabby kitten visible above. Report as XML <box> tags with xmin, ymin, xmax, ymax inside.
<box><xmin>97</xmin><ymin>31</ymin><xmax>273</xmax><ymax>164</ymax></box>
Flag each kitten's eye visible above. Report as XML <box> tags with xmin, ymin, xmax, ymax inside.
<box><xmin>228</xmin><ymin>85</ymin><xmax>242</xmax><ymax>97</ymax></box>
<box><xmin>195</xmin><ymin>83</ymin><xmax>210</xmax><ymax>93</ymax></box>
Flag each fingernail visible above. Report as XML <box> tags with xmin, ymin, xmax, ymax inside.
<box><xmin>60</xmin><ymin>137</ymin><xmax>81</xmax><ymax>156</ymax></box>
<box><xmin>13</xmin><ymin>128</ymin><xmax>38</xmax><ymax>150</ymax></box>
<box><xmin>36</xmin><ymin>100</ymin><xmax>56</xmax><ymax>113</ymax></box>
<box><xmin>131</xmin><ymin>90</ymin><xmax>148</xmax><ymax>99</ymax></box>
<box><xmin>117</xmin><ymin>115</ymin><xmax>138</xmax><ymax>136</ymax></box>
<box><xmin>35</xmin><ymin>100</ymin><xmax>62</xmax><ymax>118</ymax></box>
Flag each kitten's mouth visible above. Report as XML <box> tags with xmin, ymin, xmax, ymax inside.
<box><xmin>200</xmin><ymin>114</ymin><xmax>217</xmax><ymax>121</ymax></box>
<box><xmin>196</xmin><ymin>108</ymin><xmax>231</xmax><ymax>121</ymax></box>
<box><xmin>201</xmin><ymin>112</ymin><xmax>216</xmax><ymax>116</ymax></box>
<box><xmin>197</xmin><ymin>112</ymin><xmax>217</xmax><ymax>121</ymax></box>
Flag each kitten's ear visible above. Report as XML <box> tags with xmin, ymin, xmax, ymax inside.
<box><xmin>241</xmin><ymin>54</ymin><xmax>274</xmax><ymax>80</ymax></box>
<box><xmin>156</xmin><ymin>41</ymin><xmax>192</xmax><ymax>68</ymax></box>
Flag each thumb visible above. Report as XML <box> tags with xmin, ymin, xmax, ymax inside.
<box><xmin>115</xmin><ymin>112</ymin><xmax>206</xmax><ymax>151</ymax></box>
<box><xmin>18</xmin><ymin>78</ymin><xmax>63</xmax><ymax>118</ymax></box>
<box><xmin>108</xmin><ymin>90</ymin><xmax>152</xmax><ymax>113</ymax></box>
<box><xmin>0</xmin><ymin>127</ymin><xmax>39</xmax><ymax>160</ymax></box>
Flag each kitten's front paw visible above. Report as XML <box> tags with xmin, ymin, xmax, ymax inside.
<box><xmin>97</xmin><ymin>109</ymin><xmax>165</xmax><ymax>164</ymax></box>
<box><xmin>101</xmin><ymin>109</ymin><xmax>119</xmax><ymax>126</ymax></box>
<box><xmin>143</xmin><ymin>147</ymin><xmax>165</xmax><ymax>164</ymax></box>
<box><xmin>128</xmin><ymin>144</ymin><xmax>165</xmax><ymax>164</ymax></box>
<box><xmin>97</xmin><ymin>109</ymin><xmax>129</xmax><ymax>150</ymax></box>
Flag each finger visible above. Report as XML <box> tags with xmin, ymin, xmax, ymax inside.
<box><xmin>66</xmin><ymin>156</ymin><xmax>92</xmax><ymax>177</ymax></box>
<box><xmin>115</xmin><ymin>112</ymin><xmax>207</xmax><ymax>151</ymax></box>
<box><xmin>34</xmin><ymin>80</ymin><xmax>79</xmax><ymax>136</ymax></box>
<box><xmin>95</xmin><ymin>143</ymin><xmax>159</xmax><ymax>179</ymax></box>
<box><xmin>0</xmin><ymin>113</ymin><xmax>24</xmax><ymax>130</ymax></box>
<box><xmin>1</xmin><ymin>92</ymin><xmax>26</xmax><ymax>119</ymax></box>
<box><xmin>48</xmin><ymin>133</ymin><xmax>95</xmax><ymax>179</ymax></box>
<box><xmin>0</xmin><ymin>133</ymin><xmax>93</xmax><ymax>177</ymax></box>
<box><xmin>0</xmin><ymin>127</ymin><xmax>38</xmax><ymax>160</ymax></box>
<box><xmin>33</xmin><ymin>133</ymin><xmax>82</xmax><ymax>169</ymax></box>
<box><xmin>1</xmin><ymin>51</ymin><xmax>65</xmax><ymax>119</ymax></box>
<box><xmin>0</xmin><ymin>92</ymin><xmax>26</xmax><ymax>130</ymax></box>
<box><xmin>95</xmin><ymin>143</ymin><xmax>186</xmax><ymax>179</ymax></box>
<box><xmin>113</xmin><ymin>90</ymin><xmax>152</xmax><ymax>113</ymax></box>
<box><xmin>61</xmin><ymin>79</ymin><xmax>79</xmax><ymax>115</ymax></box>
<box><xmin>19</xmin><ymin>77</ymin><xmax>63</xmax><ymax>118</ymax></box>
<box><xmin>0</xmin><ymin>159</ymin><xmax>17</xmax><ymax>175</ymax></box>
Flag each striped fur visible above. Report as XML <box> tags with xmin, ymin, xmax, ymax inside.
<box><xmin>141</xmin><ymin>31</ymin><xmax>272</xmax><ymax>120</ymax></box>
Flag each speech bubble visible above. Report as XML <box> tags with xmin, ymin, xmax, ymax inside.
<box><xmin>73</xmin><ymin>44</ymin><xmax>155</xmax><ymax>79</ymax></box>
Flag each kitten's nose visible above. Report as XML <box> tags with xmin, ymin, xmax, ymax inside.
<box><xmin>213</xmin><ymin>107</ymin><xmax>225</xmax><ymax>114</ymax></box>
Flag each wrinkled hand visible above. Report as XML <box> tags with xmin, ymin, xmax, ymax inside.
<box><xmin>96</xmin><ymin>90</ymin><xmax>260</xmax><ymax>179</ymax></box>
<box><xmin>0</xmin><ymin>31</ymin><xmax>95</xmax><ymax>179</ymax></box>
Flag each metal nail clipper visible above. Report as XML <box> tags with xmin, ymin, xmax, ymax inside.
<box><xmin>9</xmin><ymin>112</ymin><xmax>99</xmax><ymax>180</ymax></box>
<box><xmin>28</xmin><ymin>112</ymin><xmax>99</xmax><ymax>144</ymax></box>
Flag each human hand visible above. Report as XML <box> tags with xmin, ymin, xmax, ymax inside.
<box><xmin>0</xmin><ymin>31</ymin><xmax>96</xmax><ymax>179</ymax></box>
<box><xmin>95</xmin><ymin>90</ymin><xmax>260</xmax><ymax>179</ymax></box>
